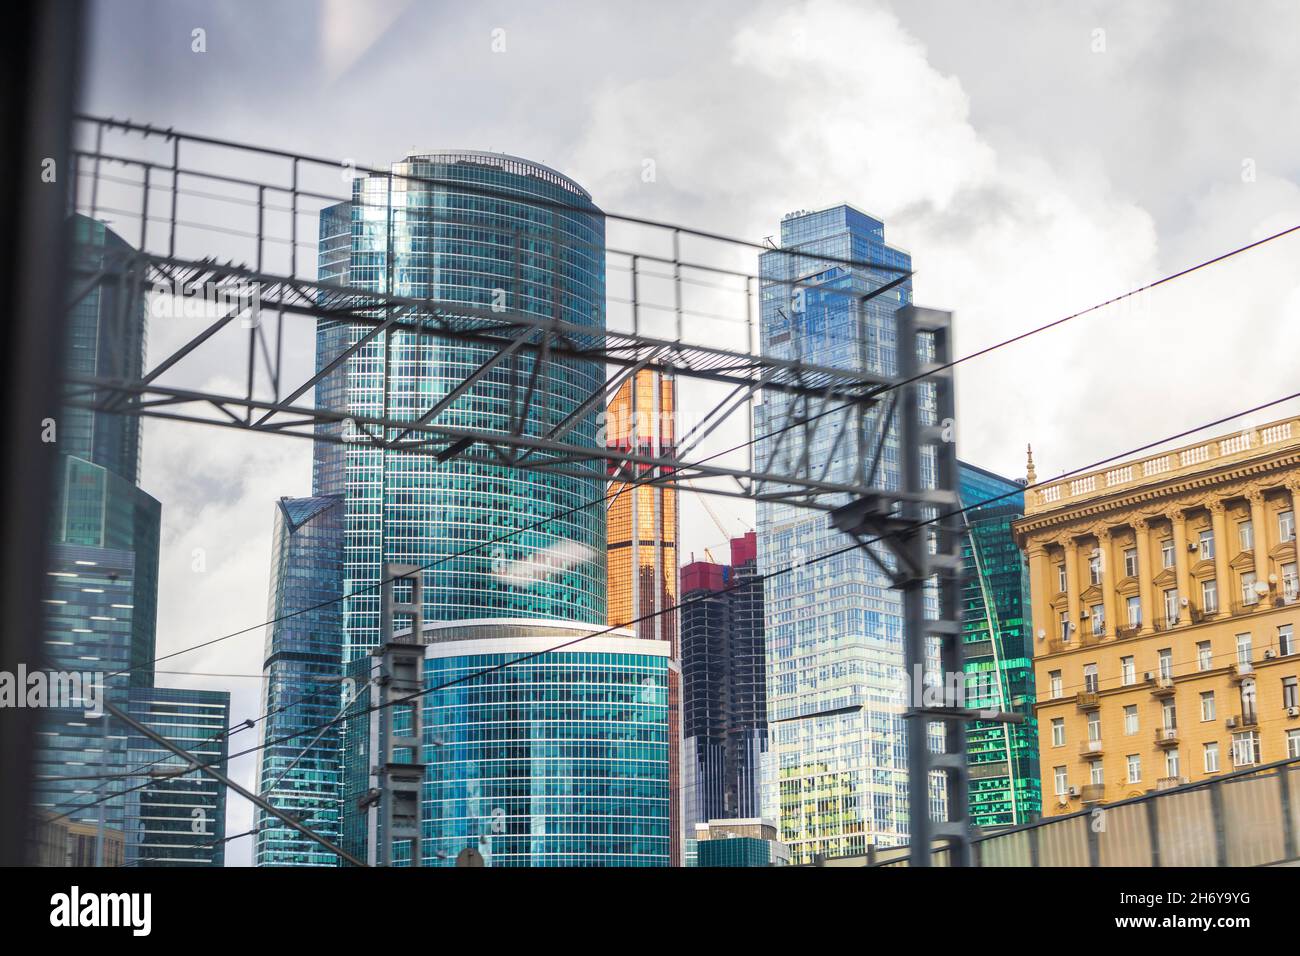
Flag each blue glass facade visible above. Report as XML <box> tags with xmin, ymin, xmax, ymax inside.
<box><xmin>318</xmin><ymin>152</ymin><xmax>607</xmax><ymax>660</ymax></box>
<box><xmin>35</xmin><ymin>216</ymin><xmax>168</xmax><ymax>862</ymax></box>
<box><xmin>270</xmin><ymin>152</ymin><xmax>675</xmax><ymax>866</ymax></box>
<box><xmin>958</xmin><ymin>462</ymin><xmax>1040</xmax><ymax>827</ymax></box>
<box><xmin>756</xmin><ymin>206</ymin><xmax>939</xmax><ymax>863</ymax></box>
<box><xmin>33</xmin><ymin>543</ymin><xmax>138</xmax><ymax>844</ymax></box>
<box><xmin>123</xmin><ymin>687</ymin><xmax>231</xmax><ymax>866</ymax></box>
<box><xmin>419</xmin><ymin>624</ymin><xmax>672</xmax><ymax>867</ymax></box>
<box><xmin>254</xmin><ymin>495</ymin><xmax>345</xmax><ymax>866</ymax></box>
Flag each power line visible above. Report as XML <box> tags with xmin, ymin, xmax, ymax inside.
<box><xmin>83</xmin><ymin>217</ymin><xmax>1297</xmax><ymax>688</ymax></box>
<box><xmin>172</xmin><ymin>390</ymin><xmax>1300</xmax><ymax>799</ymax></box>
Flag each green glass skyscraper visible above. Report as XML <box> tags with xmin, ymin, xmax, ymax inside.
<box><xmin>958</xmin><ymin>461</ymin><xmax>1041</xmax><ymax>827</ymax></box>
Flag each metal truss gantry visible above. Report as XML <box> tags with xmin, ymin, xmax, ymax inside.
<box><xmin>62</xmin><ymin>115</ymin><xmax>923</xmax><ymax>513</ymax></box>
<box><xmin>63</xmin><ymin>116</ymin><xmax>972</xmax><ymax>861</ymax></box>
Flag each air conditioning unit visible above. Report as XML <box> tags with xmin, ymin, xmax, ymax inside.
<box><xmin>1288</xmin><ymin>706</ymin><xmax>1300</xmax><ymax>719</ymax></box>
<box><xmin>1068</xmin><ymin>786</ymin><xmax>1082</xmax><ymax>797</ymax></box>
<box><xmin>1180</xmin><ymin>597</ymin><xmax>1190</xmax><ymax>607</ymax></box>
<box><xmin>1265</xmin><ymin>649</ymin><xmax>1277</xmax><ymax>660</ymax></box>
<box><xmin>1144</xmin><ymin>672</ymin><xmax>1155</xmax><ymax>683</ymax></box>
<box><xmin>1226</xmin><ymin>716</ymin><xmax>1239</xmax><ymax>729</ymax></box>
<box><xmin>1187</xmin><ymin>542</ymin><xmax>1198</xmax><ymax>552</ymax></box>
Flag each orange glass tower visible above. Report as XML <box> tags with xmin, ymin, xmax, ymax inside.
<box><xmin>606</xmin><ymin>369</ymin><xmax>679</xmax><ymax>650</ymax></box>
<box><xmin>606</xmin><ymin>368</ymin><xmax>681</xmax><ymax>863</ymax></box>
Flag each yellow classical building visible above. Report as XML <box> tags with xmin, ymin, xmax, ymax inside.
<box><xmin>1014</xmin><ymin>416</ymin><xmax>1300</xmax><ymax>815</ymax></box>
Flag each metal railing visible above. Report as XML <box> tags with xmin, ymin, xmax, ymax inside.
<box><xmin>857</xmin><ymin>754</ymin><xmax>1300</xmax><ymax>867</ymax></box>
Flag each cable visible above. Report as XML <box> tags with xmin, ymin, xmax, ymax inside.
<box><xmin>70</xmin><ymin>211</ymin><xmax>1296</xmax><ymax>688</ymax></box>
<box><xmin>160</xmin><ymin>390</ymin><xmax>1300</xmax><ymax>794</ymax></box>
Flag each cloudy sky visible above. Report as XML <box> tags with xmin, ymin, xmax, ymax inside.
<box><xmin>81</xmin><ymin>0</ymin><xmax>1300</xmax><ymax>863</ymax></box>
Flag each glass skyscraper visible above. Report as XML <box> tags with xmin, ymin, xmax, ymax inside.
<box><xmin>419</xmin><ymin>621</ymin><xmax>673</xmax><ymax>867</ymax></box>
<box><xmin>34</xmin><ymin>216</ymin><xmax>164</xmax><ymax>863</ymax></box>
<box><xmin>755</xmin><ymin>206</ymin><xmax>931</xmax><ymax>863</ymax></box>
<box><xmin>263</xmin><ymin>151</ymin><xmax>674</xmax><ymax>865</ymax></box>
<box><xmin>317</xmin><ymin>151</ymin><xmax>607</xmax><ymax>660</ymax></box>
<box><xmin>254</xmin><ymin>495</ymin><xmax>345</xmax><ymax>866</ymax></box>
<box><xmin>958</xmin><ymin>461</ymin><xmax>1040</xmax><ymax>828</ymax></box>
<box><xmin>123</xmin><ymin>686</ymin><xmax>231</xmax><ymax>867</ymax></box>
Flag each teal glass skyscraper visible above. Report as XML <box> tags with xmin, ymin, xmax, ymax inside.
<box><xmin>262</xmin><ymin>151</ymin><xmax>672</xmax><ymax>866</ymax></box>
<box><xmin>756</xmin><ymin>206</ymin><xmax>931</xmax><ymax>863</ymax></box>
<box><xmin>318</xmin><ymin>152</ymin><xmax>607</xmax><ymax>660</ymax></box>
<box><xmin>958</xmin><ymin>462</ymin><xmax>1040</xmax><ymax>827</ymax></box>
<box><xmin>35</xmin><ymin>216</ymin><xmax>163</xmax><ymax>860</ymax></box>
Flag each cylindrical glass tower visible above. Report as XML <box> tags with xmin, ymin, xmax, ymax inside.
<box><xmin>420</xmin><ymin>620</ymin><xmax>673</xmax><ymax>867</ymax></box>
<box><xmin>316</xmin><ymin>152</ymin><xmax>608</xmax><ymax>662</ymax></box>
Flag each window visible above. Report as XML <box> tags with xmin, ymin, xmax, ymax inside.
<box><xmin>1054</xmin><ymin>765</ymin><xmax>1068</xmax><ymax>796</ymax></box>
<box><xmin>1162</xmin><ymin>698</ymin><xmax>1177</xmax><ymax>731</ymax></box>
<box><xmin>1126</xmin><ymin>595</ymin><xmax>1142</xmax><ymax>628</ymax></box>
<box><xmin>1198</xmin><ymin>529</ymin><xmax>1215</xmax><ymax>560</ymax></box>
<box><xmin>1284</xmin><ymin>677</ymin><xmax>1299</xmax><ymax>710</ymax></box>
<box><xmin>1163</xmin><ymin>588</ymin><xmax>1180</xmax><ymax>624</ymax></box>
<box><xmin>1051</xmin><ymin>717</ymin><xmax>1065</xmax><ymax>747</ymax></box>
<box><xmin>1200</xmin><ymin>691</ymin><xmax>1216</xmax><ymax>722</ymax></box>
<box><xmin>1284</xmin><ymin>563</ymin><xmax>1298</xmax><ymax>603</ymax></box>
<box><xmin>1089</xmin><ymin>760</ymin><xmax>1104</xmax><ymax>786</ymax></box>
<box><xmin>1158</xmin><ymin>648</ymin><xmax>1173</xmax><ymax>680</ymax></box>
<box><xmin>1289</xmin><ymin>730</ymin><xmax>1300</xmax><ymax>760</ymax></box>
<box><xmin>1281</xmin><ymin>624</ymin><xmax>1295</xmax><ymax>658</ymax></box>
<box><xmin>1050</xmin><ymin>670</ymin><xmax>1063</xmax><ymax>699</ymax></box>
<box><xmin>1242</xmin><ymin>571</ymin><xmax>1259</xmax><ymax>606</ymax></box>
<box><xmin>1056</xmin><ymin>563</ymin><xmax>1067</xmax><ymax>593</ymax></box>
<box><xmin>1197</xmin><ymin>640</ymin><xmax>1213</xmax><ymax>671</ymax></box>
<box><xmin>1161</xmin><ymin>539</ymin><xmax>1175</xmax><ymax>569</ymax></box>
<box><xmin>1120</xmin><ymin>655</ymin><xmax>1136</xmax><ymax>686</ymax></box>
<box><xmin>1059</xmin><ymin>609</ymin><xmax>1071</xmax><ymax>641</ymax></box>
<box><xmin>1241</xmin><ymin>678</ymin><xmax>1257</xmax><ymax>724</ymax></box>
<box><xmin>1281</xmin><ymin>510</ymin><xmax>1296</xmax><ymax>543</ymax></box>
<box><xmin>1127</xmin><ymin>754</ymin><xmax>1141</xmax><ymax>784</ymax></box>
<box><xmin>1124</xmin><ymin>547</ymin><xmax>1138</xmax><ymax>578</ymax></box>
<box><xmin>1087</xmin><ymin>712</ymin><xmax>1101</xmax><ymax>742</ymax></box>
<box><xmin>1124</xmin><ymin>704</ymin><xmax>1138</xmax><ymax>735</ymax></box>
<box><xmin>1239</xmin><ymin>519</ymin><xmax>1254</xmax><ymax>552</ymax></box>
<box><xmin>1232</xmin><ymin>730</ymin><xmax>1260</xmax><ymax>767</ymax></box>
<box><xmin>1089</xmin><ymin>552</ymin><xmax>1102</xmax><ymax>585</ymax></box>
<box><xmin>1236</xmin><ymin>632</ymin><xmax>1253</xmax><ymax>665</ymax></box>
<box><xmin>1083</xmin><ymin>663</ymin><xmax>1099</xmax><ymax>693</ymax></box>
<box><xmin>1201</xmin><ymin>578</ymin><xmax>1218</xmax><ymax>614</ymax></box>
<box><xmin>1204</xmin><ymin>742</ymin><xmax>1220</xmax><ymax>773</ymax></box>
<box><xmin>1165</xmin><ymin>748</ymin><xmax>1180</xmax><ymax>777</ymax></box>
<box><xmin>1091</xmin><ymin>603</ymin><xmax>1105</xmax><ymax>636</ymax></box>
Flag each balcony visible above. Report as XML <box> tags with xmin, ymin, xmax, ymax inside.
<box><xmin>1225</xmin><ymin>713</ymin><xmax>1258</xmax><ymax>729</ymax></box>
<box><xmin>1155</xmin><ymin>776</ymin><xmax>1189</xmax><ymax>791</ymax></box>
<box><xmin>1229</xmin><ymin>662</ymin><xmax>1255</xmax><ymax>683</ymax></box>
<box><xmin>1080</xmin><ymin>784</ymin><xmax>1106</xmax><ymax>805</ymax></box>
<box><xmin>1078</xmin><ymin>628</ymin><xmax>1106</xmax><ymax>648</ymax></box>
<box><xmin>1151</xmin><ymin>615</ymin><xmax>1182</xmax><ymax>633</ymax></box>
<box><xmin>1231</xmin><ymin>598</ymin><xmax>1265</xmax><ymax>616</ymax></box>
<box><xmin>1149</xmin><ymin>675</ymin><xmax>1176</xmax><ymax>697</ymax></box>
<box><xmin>1154</xmin><ymin>727</ymin><xmax>1180</xmax><ymax>748</ymax></box>
<box><xmin>1075</xmin><ymin>690</ymin><xmax>1101</xmax><ymax>711</ymax></box>
<box><xmin>1079</xmin><ymin>739</ymin><xmax>1105</xmax><ymax>757</ymax></box>
<box><xmin>1115</xmin><ymin>625</ymin><xmax>1140</xmax><ymax>640</ymax></box>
